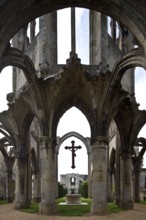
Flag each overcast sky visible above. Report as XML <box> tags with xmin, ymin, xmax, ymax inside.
<box><xmin>0</xmin><ymin>8</ymin><xmax>146</xmax><ymax>180</ymax></box>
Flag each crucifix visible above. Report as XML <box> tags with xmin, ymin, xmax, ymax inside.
<box><xmin>65</xmin><ymin>140</ymin><xmax>82</xmax><ymax>169</ymax></box>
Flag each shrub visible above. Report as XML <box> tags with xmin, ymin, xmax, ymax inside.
<box><xmin>58</xmin><ymin>182</ymin><xmax>67</xmax><ymax>198</ymax></box>
<box><xmin>79</xmin><ymin>181</ymin><xmax>88</xmax><ymax>198</ymax></box>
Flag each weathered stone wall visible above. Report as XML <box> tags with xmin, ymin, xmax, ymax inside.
<box><xmin>60</xmin><ymin>173</ymin><xmax>87</xmax><ymax>194</ymax></box>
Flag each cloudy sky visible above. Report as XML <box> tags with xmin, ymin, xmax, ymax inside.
<box><xmin>0</xmin><ymin>8</ymin><xmax>146</xmax><ymax>179</ymax></box>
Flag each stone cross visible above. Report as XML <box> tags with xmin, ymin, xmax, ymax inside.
<box><xmin>65</xmin><ymin>140</ymin><xmax>82</xmax><ymax>169</ymax></box>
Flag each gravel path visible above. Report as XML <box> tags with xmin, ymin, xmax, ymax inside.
<box><xmin>0</xmin><ymin>203</ymin><xmax>146</xmax><ymax>220</ymax></box>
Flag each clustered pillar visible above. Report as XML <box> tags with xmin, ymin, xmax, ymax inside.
<box><xmin>15</xmin><ymin>157</ymin><xmax>30</xmax><ymax>209</ymax></box>
<box><xmin>120</xmin><ymin>152</ymin><xmax>134</xmax><ymax>209</ymax></box>
<box><xmin>32</xmin><ymin>170</ymin><xmax>40</xmax><ymax>202</ymax></box>
<box><xmin>6</xmin><ymin>169</ymin><xmax>13</xmax><ymax>202</ymax></box>
<box><xmin>39</xmin><ymin>136</ymin><xmax>57</xmax><ymax>215</ymax></box>
<box><xmin>133</xmin><ymin>167</ymin><xmax>141</xmax><ymax>203</ymax></box>
<box><xmin>91</xmin><ymin>136</ymin><xmax>108</xmax><ymax>214</ymax></box>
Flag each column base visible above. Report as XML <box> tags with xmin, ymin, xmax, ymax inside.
<box><xmin>107</xmin><ymin>197</ymin><xmax>114</xmax><ymax>203</ymax></box>
<box><xmin>15</xmin><ymin>200</ymin><xmax>30</xmax><ymax>209</ymax></box>
<box><xmin>32</xmin><ymin>197</ymin><xmax>41</xmax><ymax>203</ymax></box>
<box><xmin>39</xmin><ymin>201</ymin><xmax>57</xmax><ymax>215</ymax></box>
<box><xmin>6</xmin><ymin>197</ymin><xmax>13</xmax><ymax>203</ymax></box>
<box><xmin>91</xmin><ymin>203</ymin><xmax>107</xmax><ymax>215</ymax></box>
<box><xmin>121</xmin><ymin>200</ymin><xmax>134</xmax><ymax>210</ymax></box>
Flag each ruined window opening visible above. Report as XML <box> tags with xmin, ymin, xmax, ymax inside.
<box><xmin>57</xmin><ymin>7</ymin><xmax>89</xmax><ymax>64</ymax></box>
<box><xmin>107</xmin><ymin>17</ymin><xmax>120</xmax><ymax>43</ymax></box>
<box><xmin>70</xmin><ymin>177</ymin><xmax>76</xmax><ymax>185</ymax></box>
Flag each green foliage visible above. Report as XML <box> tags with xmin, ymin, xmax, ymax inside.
<box><xmin>79</xmin><ymin>181</ymin><xmax>88</xmax><ymax>198</ymax></box>
<box><xmin>55</xmin><ymin>197</ymin><xmax>66</xmax><ymax>204</ymax></box>
<box><xmin>58</xmin><ymin>182</ymin><xmax>67</xmax><ymax>198</ymax></box>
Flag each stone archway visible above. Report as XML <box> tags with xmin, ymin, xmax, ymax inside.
<box><xmin>56</xmin><ymin>131</ymin><xmax>92</xmax><ymax>197</ymax></box>
<box><xmin>0</xmin><ymin>0</ymin><xmax>146</xmax><ymax>58</ymax></box>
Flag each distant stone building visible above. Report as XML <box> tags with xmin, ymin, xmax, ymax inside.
<box><xmin>60</xmin><ymin>173</ymin><xmax>88</xmax><ymax>194</ymax></box>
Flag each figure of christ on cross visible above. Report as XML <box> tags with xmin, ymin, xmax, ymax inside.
<box><xmin>65</xmin><ymin>140</ymin><xmax>82</xmax><ymax>169</ymax></box>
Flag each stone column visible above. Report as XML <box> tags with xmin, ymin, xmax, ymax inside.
<box><xmin>88</xmin><ymin>151</ymin><xmax>93</xmax><ymax>198</ymax></box>
<box><xmin>39</xmin><ymin>11</ymin><xmax>57</xmax><ymax>65</ymax></box>
<box><xmin>115</xmin><ymin>132</ymin><xmax>121</xmax><ymax>206</ymax></box>
<box><xmin>30</xmin><ymin>20</ymin><xmax>36</xmax><ymax>43</ymax></box>
<box><xmin>134</xmin><ymin>167</ymin><xmax>141</xmax><ymax>203</ymax></box>
<box><xmin>55</xmin><ymin>152</ymin><xmax>58</xmax><ymax>198</ymax></box>
<box><xmin>39</xmin><ymin>137</ymin><xmax>57</xmax><ymax>215</ymax></box>
<box><xmin>120</xmin><ymin>153</ymin><xmax>134</xmax><ymax>209</ymax></box>
<box><xmin>110</xmin><ymin>18</ymin><xmax>116</xmax><ymax>42</ymax></box>
<box><xmin>107</xmin><ymin>170</ymin><xmax>113</xmax><ymax>202</ymax></box>
<box><xmin>32</xmin><ymin>171</ymin><xmax>40</xmax><ymax>202</ymax></box>
<box><xmin>91</xmin><ymin>137</ymin><xmax>108</xmax><ymax>214</ymax></box>
<box><xmin>89</xmin><ymin>11</ymin><xmax>108</xmax><ymax>65</ymax></box>
<box><xmin>15</xmin><ymin>157</ymin><xmax>30</xmax><ymax>209</ymax></box>
<box><xmin>6</xmin><ymin>169</ymin><xmax>13</xmax><ymax>202</ymax></box>
<box><xmin>106</xmin><ymin>142</ymin><xmax>113</xmax><ymax>202</ymax></box>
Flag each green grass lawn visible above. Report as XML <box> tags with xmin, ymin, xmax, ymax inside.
<box><xmin>20</xmin><ymin>197</ymin><xmax>123</xmax><ymax>216</ymax></box>
<box><xmin>56</xmin><ymin>197</ymin><xmax>91</xmax><ymax>216</ymax></box>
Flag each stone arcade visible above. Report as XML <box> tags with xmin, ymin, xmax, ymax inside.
<box><xmin>0</xmin><ymin>0</ymin><xmax>146</xmax><ymax>216</ymax></box>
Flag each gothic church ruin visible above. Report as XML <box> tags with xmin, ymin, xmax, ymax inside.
<box><xmin>0</xmin><ymin>0</ymin><xmax>146</xmax><ymax>216</ymax></box>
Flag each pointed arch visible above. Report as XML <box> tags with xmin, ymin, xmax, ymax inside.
<box><xmin>52</xmin><ymin>98</ymin><xmax>94</xmax><ymax>142</ymax></box>
<box><xmin>109</xmin><ymin>148</ymin><xmax>116</xmax><ymax>171</ymax></box>
<box><xmin>31</xmin><ymin>148</ymin><xmax>38</xmax><ymax>171</ymax></box>
<box><xmin>0</xmin><ymin>47</ymin><xmax>42</xmax><ymax>110</ymax></box>
<box><xmin>111</xmin><ymin>49</ymin><xmax>146</xmax><ymax>91</ymax></box>
<box><xmin>56</xmin><ymin>131</ymin><xmax>91</xmax><ymax>154</ymax></box>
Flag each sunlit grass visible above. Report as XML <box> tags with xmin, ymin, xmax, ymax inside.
<box><xmin>20</xmin><ymin>198</ymin><xmax>123</xmax><ymax>216</ymax></box>
<box><xmin>56</xmin><ymin>197</ymin><xmax>91</xmax><ymax>216</ymax></box>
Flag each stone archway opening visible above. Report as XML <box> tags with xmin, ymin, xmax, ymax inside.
<box><xmin>58</xmin><ymin>137</ymin><xmax>88</xmax><ymax>181</ymax></box>
<box><xmin>57</xmin><ymin>7</ymin><xmax>89</xmax><ymax>64</ymax></box>
<box><xmin>57</xmin><ymin>106</ymin><xmax>91</xmax><ymax>137</ymax></box>
<box><xmin>134</xmin><ymin>67</ymin><xmax>146</xmax><ymax>168</ymax></box>
<box><xmin>56</xmin><ymin>106</ymin><xmax>91</xmax><ymax>196</ymax></box>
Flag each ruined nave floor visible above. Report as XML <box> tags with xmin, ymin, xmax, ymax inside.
<box><xmin>0</xmin><ymin>203</ymin><xmax>146</xmax><ymax>220</ymax></box>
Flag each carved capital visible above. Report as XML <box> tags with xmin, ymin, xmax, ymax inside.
<box><xmin>92</xmin><ymin>136</ymin><xmax>108</xmax><ymax>144</ymax></box>
<box><xmin>39</xmin><ymin>136</ymin><xmax>54</xmax><ymax>150</ymax></box>
<box><xmin>39</xmin><ymin>61</ymin><xmax>49</xmax><ymax>78</ymax></box>
<box><xmin>121</xmin><ymin>152</ymin><xmax>132</xmax><ymax>160</ymax></box>
<box><xmin>92</xmin><ymin>136</ymin><xmax>108</xmax><ymax>151</ymax></box>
